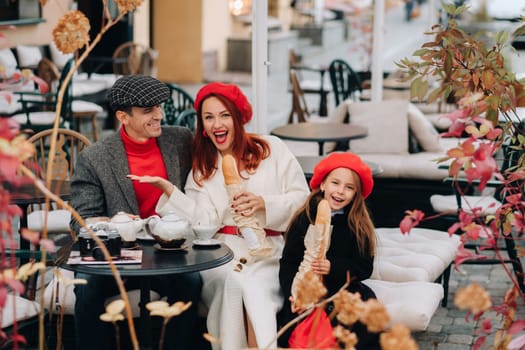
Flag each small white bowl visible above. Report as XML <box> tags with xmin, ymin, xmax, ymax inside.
<box><xmin>192</xmin><ymin>225</ymin><xmax>217</xmax><ymax>241</ymax></box>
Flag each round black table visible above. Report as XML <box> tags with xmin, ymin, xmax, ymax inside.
<box><xmin>270</xmin><ymin>122</ymin><xmax>368</xmax><ymax>155</ymax></box>
<box><xmin>61</xmin><ymin>240</ymin><xmax>233</xmax><ymax>348</ymax></box>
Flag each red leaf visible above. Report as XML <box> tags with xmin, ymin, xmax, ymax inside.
<box><xmin>508</xmin><ymin>320</ymin><xmax>525</xmax><ymax>334</ymax></box>
<box><xmin>472</xmin><ymin>336</ymin><xmax>486</xmax><ymax>350</ymax></box>
<box><xmin>21</xmin><ymin>229</ymin><xmax>40</xmax><ymax>244</ymax></box>
<box><xmin>39</xmin><ymin>238</ymin><xmax>56</xmax><ymax>252</ymax></box>
<box><xmin>481</xmin><ymin>318</ymin><xmax>492</xmax><ymax>334</ymax></box>
<box><xmin>0</xmin><ymin>287</ymin><xmax>7</xmax><ymax>308</ymax></box>
<box><xmin>6</xmin><ymin>279</ymin><xmax>25</xmax><ymax>295</ymax></box>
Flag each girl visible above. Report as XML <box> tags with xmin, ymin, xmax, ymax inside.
<box><xmin>278</xmin><ymin>152</ymin><xmax>380</xmax><ymax>349</ymax></box>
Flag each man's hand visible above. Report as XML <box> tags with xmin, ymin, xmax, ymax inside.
<box><xmin>127</xmin><ymin>175</ymin><xmax>175</xmax><ymax>196</ymax></box>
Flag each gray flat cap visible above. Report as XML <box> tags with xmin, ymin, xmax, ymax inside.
<box><xmin>107</xmin><ymin>75</ymin><xmax>170</xmax><ymax>111</ymax></box>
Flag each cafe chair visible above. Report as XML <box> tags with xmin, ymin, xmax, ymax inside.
<box><xmin>288</xmin><ymin>68</ymin><xmax>330</xmax><ymax>124</ymax></box>
<box><xmin>174</xmin><ymin>108</ymin><xmax>197</xmax><ymax>132</ymax></box>
<box><xmin>288</xmin><ymin>48</ymin><xmax>331</xmax><ymax>116</ymax></box>
<box><xmin>112</xmin><ymin>41</ymin><xmax>159</xmax><ymax>77</ymax></box>
<box><xmin>1</xmin><ymin>249</ymin><xmax>49</xmax><ymax>349</ymax></box>
<box><xmin>429</xmin><ymin>145</ymin><xmax>525</xmax><ymax>293</ymax></box>
<box><xmin>11</xmin><ymin>59</ymin><xmax>75</xmax><ymax>133</ymax></box>
<box><xmin>328</xmin><ymin>58</ymin><xmax>365</xmax><ymax>108</ymax></box>
<box><xmin>24</xmin><ymin>128</ymin><xmax>91</xmax><ymax>236</ymax></box>
<box><xmin>162</xmin><ymin>83</ymin><xmax>195</xmax><ymax>127</ymax></box>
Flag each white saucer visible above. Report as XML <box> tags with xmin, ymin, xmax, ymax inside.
<box><xmin>192</xmin><ymin>239</ymin><xmax>221</xmax><ymax>246</ymax></box>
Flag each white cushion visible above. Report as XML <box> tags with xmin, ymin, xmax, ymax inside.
<box><xmin>72</xmin><ymin>100</ymin><xmax>104</xmax><ymax>114</ymax></box>
<box><xmin>363</xmin><ymin>279</ymin><xmax>443</xmax><ymax>331</ymax></box>
<box><xmin>28</xmin><ymin>209</ymin><xmax>71</xmax><ymax>233</ymax></box>
<box><xmin>347</xmin><ymin>99</ymin><xmax>409</xmax><ymax>154</ymax></box>
<box><xmin>407</xmin><ymin>103</ymin><xmax>443</xmax><ymax>152</ymax></box>
<box><xmin>430</xmin><ymin>194</ymin><xmax>501</xmax><ymax>215</ymax></box>
<box><xmin>1</xmin><ymin>294</ymin><xmax>40</xmax><ymax>328</ymax></box>
<box><xmin>0</xmin><ymin>48</ymin><xmax>18</xmax><ymax>77</ymax></box>
<box><xmin>49</xmin><ymin>41</ymin><xmax>74</xmax><ymax>70</ymax></box>
<box><xmin>359</xmin><ymin>153</ymin><xmax>449</xmax><ymax>181</ymax></box>
<box><xmin>44</xmin><ymin>269</ymin><xmax>161</xmax><ymax>317</ymax></box>
<box><xmin>16</xmin><ymin>45</ymin><xmax>43</xmax><ymax>68</ymax></box>
<box><xmin>372</xmin><ymin>227</ymin><xmax>461</xmax><ymax>282</ymax></box>
<box><xmin>12</xmin><ymin>111</ymin><xmax>60</xmax><ymax>126</ymax></box>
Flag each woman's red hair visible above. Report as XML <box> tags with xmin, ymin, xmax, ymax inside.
<box><xmin>192</xmin><ymin>94</ymin><xmax>270</xmax><ymax>185</ymax></box>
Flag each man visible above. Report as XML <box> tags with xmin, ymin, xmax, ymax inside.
<box><xmin>70</xmin><ymin>75</ymin><xmax>201</xmax><ymax>350</ymax></box>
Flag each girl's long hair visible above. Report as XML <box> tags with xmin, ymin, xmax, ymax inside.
<box><xmin>286</xmin><ymin>171</ymin><xmax>376</xmax><ymax>256</ymax></box>
<box><xmin>192</xmin><ymin>93</ymin><xmax>270</xmax><ymax>186</ymax></box>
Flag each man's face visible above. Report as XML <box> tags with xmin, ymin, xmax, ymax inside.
<box><xmin>117</xmin><ymin>105</ymin><xmax>163</xmax><ymax>142</ymax></box>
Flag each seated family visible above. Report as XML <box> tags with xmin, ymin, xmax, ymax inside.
<box><xmin>69</xmin><ymin>75</ymin><xmax>382</xmax><ymax>349</ymax></box>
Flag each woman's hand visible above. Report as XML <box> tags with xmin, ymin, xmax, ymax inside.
<box><xmin>311</xmin><ymin>258</ymin><xmax>331</xmax><ymax>275</ymax></box>
<box><xmin>127</xmin><ymin>175</ymin><xmax>175</xmax><ymax>196</ymax></box>
<box><xmin>232</xmin><ymin>191</ymin><xmax>265</xmax><ymax>217</ymax></box>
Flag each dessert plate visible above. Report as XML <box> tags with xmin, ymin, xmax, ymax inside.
<box><xmin>192</xmin><ymin>239</ymin><xmax>221</xmax><ymax>246</ymax></box>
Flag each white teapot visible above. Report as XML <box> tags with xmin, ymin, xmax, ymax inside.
<box><xmin>145</xmin><ymin>212</ymin><xmax>190</xmax><ymax>246</ymax></box>
<box><xmin>109</xmin><ymin>211</ymin><xmax>144</xmax><ymax>244</ymax></box>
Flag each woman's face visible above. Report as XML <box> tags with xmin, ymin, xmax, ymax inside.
<box><xmin>201</xmin><ymin>96</ymin><xmax>235</xmax><ymax>154</ymax></box>
<box><xmin>320</xmin><ymin>168</ymin><xmax>358</xmax><ymax>211</ymax></box>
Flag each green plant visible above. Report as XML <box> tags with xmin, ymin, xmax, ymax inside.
<box><xmin>397</xmin><ymin>3</ymin><xmax>525</xmax><ymax>349</ymax></box>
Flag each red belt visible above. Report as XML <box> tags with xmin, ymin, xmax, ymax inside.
<box><xmin>219</xmin><ymin>225</ymin><xmax>282</xmax><ymax>236</ymax></box>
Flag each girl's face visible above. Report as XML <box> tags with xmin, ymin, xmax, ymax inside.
<box><xmin>320</xmin><ymin>167</ymin><xmax>358</xmax><ymax>211</ymax></box>
<box><xmin>201</xmin><ymin>96</ymin><xmax>235</xmax><ymax>154</ymax></box>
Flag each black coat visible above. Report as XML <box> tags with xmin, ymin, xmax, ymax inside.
<box><xmin>278</xmin><ymin>204</ymin><xmax>379</xmax><ymax>349</ymax></box>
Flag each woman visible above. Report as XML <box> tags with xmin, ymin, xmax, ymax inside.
<box><xmin>278</xmin><ymin>152</ymin><xmax>380</xmax><ymax>349</ymax></box>
<box><xmin>129</xmin><ymin>82</ymin><xmax>309</xmax><ymax>349</ymax></box>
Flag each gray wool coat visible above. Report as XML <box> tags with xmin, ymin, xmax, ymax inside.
<box><xmin>69</xmin><ymin>126</ymin><xmax>193</xmax><ymax>233</ymax></box>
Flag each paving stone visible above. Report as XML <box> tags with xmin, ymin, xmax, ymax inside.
<box><xmin>447</xmin><ymin>334</ymin><xmax>474</xmax><ymax>344</ymax></box>
<box><xmin>436</xmin><ymin>342</ymin><xmax>472</xmax><ymax>350</ymax></box>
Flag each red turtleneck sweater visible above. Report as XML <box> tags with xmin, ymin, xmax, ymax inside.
<box><xmin>120</xmin><ymin>127</ymin><xmax>168</xmax><ymax>218</ymax></box>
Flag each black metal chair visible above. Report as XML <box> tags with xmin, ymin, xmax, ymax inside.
<box><xmin>328</xmin><ymin>58</ymin><xmax>363</xmax><ymax>107</ymax></box>
<box><xmin>162</xmin><ymin>83</ymin><xmax>195</xmax><ymax>126</ymax></box>
<box><xmin>12</xmin><ymin>58</ymin><xmax>75</xmax><ymax>133</ymax></box>
<box><xmin>174</xmin><ymin>108</ymin><xmax>197</xmax><ymax>132</ymax></box>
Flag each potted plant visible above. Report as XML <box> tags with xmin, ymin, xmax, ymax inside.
<box><xmin>398</xmin><ymin>2</ymin><xmax>525</xmax><ymax>348</ymax></box>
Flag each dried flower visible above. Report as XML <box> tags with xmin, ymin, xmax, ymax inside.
<box><xmin>333</xmin><ymin>290</ymin><xmax>365</xmax><ymax>326</ymax></box>
<box><xmin>52</xmin><ymin>10</ymin><xmax>90</xmax><ymax>54</ymax></box>
<box><xmin>15</xmin><ymin>262</ymin><xmax>46</xmax><ymax>282</ymax></box>
<box><xmin>379</xmin><ymin>324</ymin><xmax>419</xmax><ymax>350</ymax></box>
<box><xmin>454</xmin><ymin>283</ymin><xmax>492</xmax><ymax>315</ymax></box>
<box><xmin>114</xmin><ymin>0</ymin><xmax>144</xmax><ymax>15</ymax></box>
<box><xmin>55</xmin><ymin>268</ymin><xmax>87</xmax><ymax>286</ymax></box>
<box><xmin>333</xmin><ymin>325</ymin><xmax>358</xmax><ymax>350</ymax></box>
<box><xmin>146</xmin><ymin>300</ymin><xmax>192</xmax><ymax>319</ymax></box>
<box><xmin>100</xmin><ymin>299</ymin><xmax>125</xmax><ymax>322</ymax></box>
<box><xmin>360</xmin><ymin>299</ymin><xmax>390</xmax><ymax>333</ymax></box>
<box><xmin>294</xmin><ymin>270</ymin><xmax>327</xmax><ymax>310</ymax></box>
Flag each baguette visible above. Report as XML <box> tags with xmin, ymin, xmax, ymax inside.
<box><xmin>222</xmin><ymin>154</ymin><xmax>240</xmax><ymax>185</ymax></box>
<box><xmin>315</xmin><ymin>199</ymin><xmax>331</xmax><ymax>226</ymax></box>
<box><xmin>316</xmin><ymin>199</ymin><xmax>331</xmax><ymax>260</ymax></box>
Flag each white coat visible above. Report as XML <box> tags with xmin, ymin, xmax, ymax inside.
<box><xmin>156</xmin><ymin>135</ymin><xmax>309</xmax><ymax>349</ymax></box>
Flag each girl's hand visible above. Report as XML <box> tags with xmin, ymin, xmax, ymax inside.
<box><xmin>232</xmin><ymin>190</ymin><xmax>265</xmax><ymax>216</ymax></box>
<box><xmin>311</xmin><ymin>258</ymin><xmax>331</xmax><ymax>275</ymax></box>
<box><xmin>127</xmin><ymin>175</ymin><xmax>175</xmax><ymax>196</ymax></box>
<box><xmin>289</xmin><ymin>297</ymin><xmax>305</xmax><ymax>314</ymax></box>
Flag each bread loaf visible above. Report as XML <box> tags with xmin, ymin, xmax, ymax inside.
<box><xmin>316</xmin><ymin>199</ymin><xmax>331</xmax><ymax>260</ymax></box>
<box><xmin>222</xmin><ymin>154</ymin><xmax>240</xmax><ymax>185</ymax></box>
<box><xmin>315</xmin><ymin>199</ymin><xmax>331</xmax><ymax>226</ymax></box>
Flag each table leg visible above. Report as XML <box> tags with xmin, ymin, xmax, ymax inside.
<box><xmin>317</xmin><ymin>141</ymin><xmax>325</xmax><ymax>156</ymax></box>
<box><xmin>140</xmin><ymin>278</ymin><xmax>152</xmax><ymax>348</ymax></box>
<box><xmin>319</xmin><ymin>71</ymin><xmax>328</xmax><ymax>116</ymax></box>
<box><xmin>18</xmin><ymin>204</ymin><xmax>30</xmax><ymax>251</ymax></box>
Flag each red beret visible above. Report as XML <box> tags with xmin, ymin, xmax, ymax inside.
<box><xmin>194</xmin><ymin>82</ymin><xmax>252</xmax><ymax>125</ymax></box>
<box><xmin>309</xmin><ymin>152</ymin><xmax>374</xmax><ymax>199</ymax></box>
